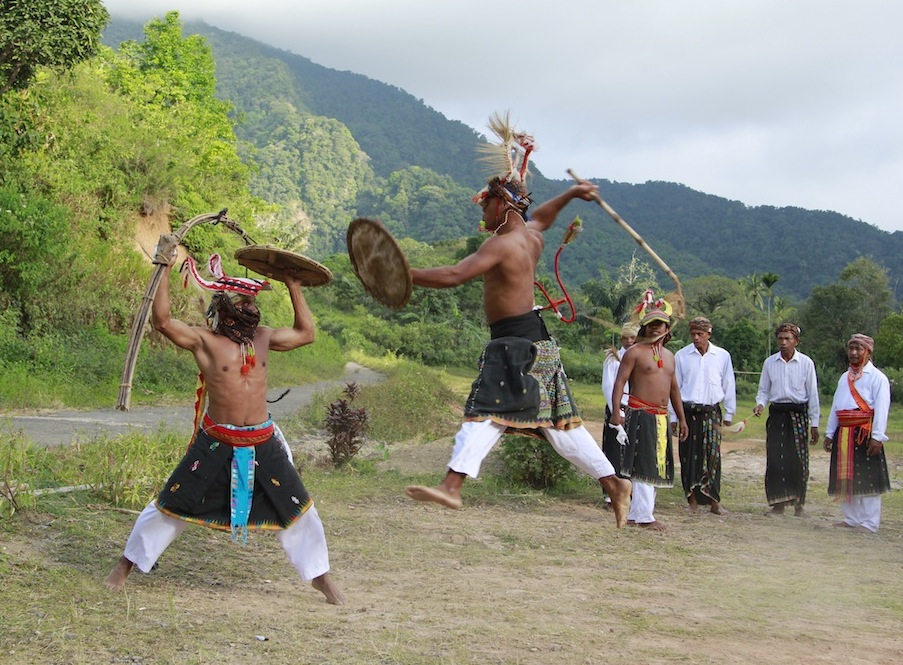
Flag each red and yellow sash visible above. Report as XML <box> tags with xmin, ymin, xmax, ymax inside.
<box><xmin>834</xmin><ymin>373</ymin><xmax>874</xmax><ymax>499</ymax></box>
<box><xmin>201</xmin><ymin>413</ymin><xmax>275</xmax><ymax>447</ymax></box>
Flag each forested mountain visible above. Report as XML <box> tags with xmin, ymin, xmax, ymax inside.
<box><xmin>103</xmin><ymin>17</ymin><xmax>903</xmax><ymax>302</ymax></box>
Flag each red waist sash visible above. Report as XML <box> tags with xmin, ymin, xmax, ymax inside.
<box><xmin>627</xmin><ymin>395</ymin><xmax>668</xmax><ymax>415</ymax></box>
<box><xmin>201</xmin><ymin>413</ymin><xmax>275</xmax><ymax>447</ymax></box>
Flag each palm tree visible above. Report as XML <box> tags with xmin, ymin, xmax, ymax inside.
<box><xmin>761</xmin><ymin>272</ymin><xmax>780</xmax><ymax>354</ymax></box>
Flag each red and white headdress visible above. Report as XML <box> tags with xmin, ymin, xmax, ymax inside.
<box><xmin>180</xmin><ymin>253</ymin><xmax>271</xmax><ymax>299</ymax></box>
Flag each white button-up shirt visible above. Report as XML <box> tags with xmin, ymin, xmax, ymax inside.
<box><xmin>826</xmin><ymin>361</ymin><xmax>890</xmax><ymax>442</ymax></box>
<box><xmin>755</xmin><ymin>350</ymin><xmax>820</xmax><ymax>426</ymax></box>
<box><xmin>602</xmin><ymin>346</ymin><xmax>628</xmax><ymax>411</ymax></box>
<box><xmin>674</xmin><ymin>342</ymin><xmax>736</xmax><ymax>420</ymax></box>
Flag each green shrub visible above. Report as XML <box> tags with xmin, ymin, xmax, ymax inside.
<box><xmin>498</xmin><ymin>434</ymin><xmax>577</xmax><ymax>490</ymax></box>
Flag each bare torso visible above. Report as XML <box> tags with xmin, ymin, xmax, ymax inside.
<box><xmin>481</xmin><ymin>223</ymin><xmax>543</xmax><ymax>324</ymax></box>
<box><xmin>622</xmin><ymin>343</ymin><xmax>676</xmax><ymax>408</ymax></box>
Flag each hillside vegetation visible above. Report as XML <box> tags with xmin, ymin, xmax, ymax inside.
<box><xmin>2</xmin><ymin>9</ymin><xmax>902</xmax><ymax>414</ymax></box>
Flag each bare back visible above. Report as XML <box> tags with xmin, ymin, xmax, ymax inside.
<box><xmin>191</xmin><ymin>326</ymin><xmax>275</xmax><ymax>426</ymax></box>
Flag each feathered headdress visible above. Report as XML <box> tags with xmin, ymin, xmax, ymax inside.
<box><xmin>472</xmin><ymin>111</ymin><xmax>536</xmax><ymax>211</ymax></box>
<box><xmin>633</xmin><ymin>289</ymin><xmax>673</xmax><ymax>327</ymax></box>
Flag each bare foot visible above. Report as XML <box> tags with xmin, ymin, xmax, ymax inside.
<box><xmin>600</xmin><ymin>476</ymin><xmax>631</xmax><ymax>528</ymax></box>
<box><xmin>765</xmin><ymin>505</ymin><xmax>785</xmax><ymax>516</ymax></box>
<box><xmin>311</xmin><ymin>573</ymin><xmax>345</xmax><ymax>605</ymax></box>
<box><xmin>688</xmin><ymin>493</ymin><xmax>699</xmax><ymax>514</ymax></box>
<box><xmin>710</xmin><ymin>501</ymin><xmax>728</xmax><ymax>516</ymax></box>
<box><xmin>793</xmin><ymin>505</ymin><xmax>805</xmax><ymax>517</ymax></box>
<box><xmin>833</xmin><ymin>521</ymin><xmax>854</xmax><ymax>529</ymax></box>
<box><xmin>405</xmin><ymin>485</ymin><xmax>463</xmax><ymax>509</ymax></box>
<box><xmin>104</xmin><ymin>556</ymin><xmax>134</xmax><ymax>591</ymax></box>
<box><xmin>638</xmin><ymin>520</ymin><xmax>667</xmax><ymax>532</ymax></box>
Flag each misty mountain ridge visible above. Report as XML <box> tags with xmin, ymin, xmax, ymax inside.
<box><xmin>103</xmin><ymin>16</ymin><xmax>903</xmax><ymax>302</ymax></box>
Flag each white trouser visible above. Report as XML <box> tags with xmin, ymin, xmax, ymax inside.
<box><xmin>123</xmin><ymin>503</ymin><xmax>330</xmax><ymax>581</ymax></box>
<box><xmin>447</xmin><ymin>419</ymin><xmax>616</xmax><ymax>480</ymax></box>
<box><xmin>628</xmin><ymin>480</ymin><xmax>657</xmax><ymax>524</ymax></box>
<box><xmin>840</xmin><ymin>495</ymin><xmax>882</xmax><ymax>533</ymax></box>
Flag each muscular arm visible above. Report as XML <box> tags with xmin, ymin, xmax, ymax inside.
<box><xmin>527</xmin><ymin>182</ymin><xmax>599</xmax><ymax>233</ymax></box>
<box><xmin>670</xmin><ymin>374</ymin><xmax>688</xmax><ymax>440</ymax></box>
<box><xmin>609</xmin><ymin>351</ymin><xmax>637</xmax><ymax>427</ymax></box>
<box><xmin>269</xmin><ymin>277</ymin><xmax>315</xmax><ymax>351</ymax></box>
<box><xmin>411</xmin><ymin>236</ymin><xmax>505</xmax><ymax>288</ymax></box>
<box><xmin>152</xmin><ymin>262</ymin><xmax>204</xmax><ymax>351</ymax></box>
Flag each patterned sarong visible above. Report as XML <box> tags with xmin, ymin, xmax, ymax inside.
<box><xmin>155</xmin><ymin>418</ymin><xmax>312</xmax><ymax>537</ymax></box>
<box><xmin>464</xmin><ymin>311</ymin><xmax>582</xmax><ymax>436</ymax></box>
<box><xmin>764</xmin><ymin>402</ymin><xmax>810</xmax><ymax>506</ymax></box>
<box><xmin>622</xmin><ymin>395</ymin><xmax>673</xmax><ymax>487</ymax></box>
<box><xmin>828</xmin><ymin>409</ymin><xmax>891</xmax><ymax>500</ymax></box>
<box><xmin>679</xmin><ymin>403</ymin><xmax>722</xmax><ymax>503</ymax></box>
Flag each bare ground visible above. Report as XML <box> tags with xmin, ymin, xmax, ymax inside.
<box><xmin>2</xmin><ymin>426</ymin><xmax>901</xmax><ymax>664</ymax></box>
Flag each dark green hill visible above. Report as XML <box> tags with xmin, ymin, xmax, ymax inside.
<box><xmin>103</xmin><ymin>16</ymin><xmax>903</xmax><ymax>302</ymax></box>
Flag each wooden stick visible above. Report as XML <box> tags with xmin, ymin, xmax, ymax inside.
<box><xmin>116</xmin><ymin>211</ymin><xmax>256</xmax><ymax>411</ymax></box>
<box><xmin>567</xmin><ymin>169</ymin><xmax>684</xmax><ymax>317</ymax></box>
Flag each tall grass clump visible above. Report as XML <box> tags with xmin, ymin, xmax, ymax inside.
<box><xmin>77</xmin><ymin>429</ymin><xmax>185</xmax><ymax>509</ymax></box>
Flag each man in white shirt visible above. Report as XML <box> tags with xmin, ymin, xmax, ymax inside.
<box><xmin>673</xmin><ymin>317</ymin><xmax>736</xmax><ymax>514</ymax></box>
<box><xmin>601</xmin><ymin>323</ymin><xmax>638</xmax><ymax>480</ymax></box>
<box><xmin>753</xmin><ymin>322</ymin><xmax>820</xmax><ymax>516</ymax></box>
<box><xmin>824</xmin><ymin>333</ymin><xmax>891</xmax><ymax>533</ymax></box>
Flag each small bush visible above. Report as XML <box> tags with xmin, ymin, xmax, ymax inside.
<box><xmin>324</xmin><ymin>383</ymin><xmax>369</xmax><ymax>467</ymax></box>
<box><xmin>498</xmin><ymin>434</ymin><xmax>577</xmax><ymax>490</ymax></box>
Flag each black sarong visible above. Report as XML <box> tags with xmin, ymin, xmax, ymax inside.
<box><xmin>679</xmin><ymin>403</ymin><xmax>722</xmax><ymax>504</ymax></box>
<box><xmin>764</xmin><ymin>402</ymin><xmax>810</xmax><ymax>506</ymax></box>
<box><xmin>602</xmin><ymin>406</ymin><xmax>625</xmax><ymax>477</ymax></box>
<box><xmin>622</xmin><ymin>406</ymin><xmax>674</xmax><ymax>488</ymax></box>
<box><xmin>828</xmin><ymin>425</ymin><xmax>891</xmax><ymax>497</ymax></box>
<box><xmin>156</xmin><ymin>427</ymin><xmax>312</xmax><ymax>531</ymax></box>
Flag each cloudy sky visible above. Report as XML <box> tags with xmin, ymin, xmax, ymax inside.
<box><xmin>103</xmin><ymin>0</ymin><xmax>903</xmax><ymax>233</ymax></box>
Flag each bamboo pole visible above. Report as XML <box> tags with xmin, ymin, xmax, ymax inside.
<box><xmin>567</xmin><ymin>169</ymin><xmax>685</xmax><ymax>318</ymax></box>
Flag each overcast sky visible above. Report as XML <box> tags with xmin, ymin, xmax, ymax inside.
<box><xmin>103</xmin><ymin>0</ymin><xmax>903</xmax><ymax>233</ymax></box>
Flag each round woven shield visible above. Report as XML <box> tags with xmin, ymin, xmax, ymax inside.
<box><xmin>234</xmin><ymin>245</ymin><xmax>333</xmax><ymax>286</ymax></box>
<box><xmin>346</xmin><ymin>217</ymin><xmax>412</xmax><ymax>309</ymax></box>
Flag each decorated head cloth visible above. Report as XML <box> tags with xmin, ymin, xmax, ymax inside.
<box><xmin>848</xmin><ymin>333</ymin><xmax>874</xmax><ymax>353</ymax></box>
<box><xmin>775</xmin><ymin>322</ymin><xmax>801</xmax><ymax>340</ymax></box>
<box><xmin>621</xmin><ymin>322</ymin><xmax>640</xmax><ymax>337</ymax></box>
<box><xmin>688</xmin><ymin>317</ymin><xmax>712</xmax><ymax>333</ymax></box>
<box><xmin>473</xmin><ymin>111</ymin><xmax>535</xmax><ymax>214</ymax></box>
<box><xmin>181</xmin><ymin>254</ymin><xmax>272</xmax><ymax>346</ymax></box>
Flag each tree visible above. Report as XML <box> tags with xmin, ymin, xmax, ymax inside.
<box><xmin>875</xmin><ymin>313</ymin><xmax>903</xmax><ymax>369</ymax></box>
<box><xmin>799</xmin><ymin>257</ymin><xmax>894</xmax><ymax>370</ymax></box>
<box><xmin>0</xmin><ymin>0</ymin><xmax>109</xmax><ymax>95</ymax></box>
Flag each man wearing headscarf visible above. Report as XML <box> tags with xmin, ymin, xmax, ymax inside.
<box><xmin>753</xmin><ymin>322</ymin><xmax>820</xmax><ymax>516</ymax></box>
<box><xmin>824</xmin><ymin>334</ymin><xmax>891</xmax><ymax>533</ymax></box>
<box><xmin>673</xmin><ymin>317</ymin><xmax>736</xmax><ymax>515</ymax></box>
<box><xmin>610</xmin><ymin>294</ymin><xmax>689</xmax><ymax>531</ymax></box>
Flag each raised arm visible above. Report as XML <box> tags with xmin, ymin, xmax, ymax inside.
<box><xmin>152</xmin><ymin>256</ymin><xmax>204</xmax><ymax>351</ymax></box>
<box><xmin>527</xmin><ymin>182</ymin><xmax>599</xmax><ymax>233</ymax></box>
<box><xmin>269</xmin><ymin>276</ymin><xmax>315</xmax><ymax>352</ymax></box>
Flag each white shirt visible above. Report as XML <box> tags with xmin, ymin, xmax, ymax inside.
<box><xmin>674</xmin><ymin>342</ymin><xmax>736</xmax><ymax>420</ymax></box>
<box><xmin>826</xmin><ymin>361</ymin><xmax>890</xmax><ymax>442</ymax></box>
<box><xmin>755</xmin><ymin>350</ymin><xmax>820</xmax><ymax>426</ymax></box>
<box><xmin>602</xmin><ymin>347</ymin><xmax>628</xmax><ymax>411</ymax></box>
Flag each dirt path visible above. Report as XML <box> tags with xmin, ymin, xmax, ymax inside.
<box><xmin>2</xmin><ymin>362</ymin><xmax>384</xmax><ymax>447</ymax></box>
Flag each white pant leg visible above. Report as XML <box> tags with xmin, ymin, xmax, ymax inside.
<box><xmin>276</xmin><ymin>505</ymin><xmax>331</xmax><ymax>581</ymax></box>
<box><xmin>541</xmin><ymin>425</ymin><xmax>616</xmax><ymax>479</ymax></box>
<box><xmin>842</xmin><ymin>495</ymin><xmax>882</xmax><ymax>532</ymax></box>
<box><xmin>123</xmin><ymin>502</ymin><xmax>188</xmax><ymax>573</ymax></box>
<box><xmin>628</xmin><ymin>481</ymin><xmax>657</xmax><ymax>524</ymax></box>
<box><xmin>447</xmin><ymin>420</ymin><xmax>507</xmax><ymax>478</ymax></box>
<box><xmin>273</xmin><ymin>423</ymin><xmax>294</xmax><ymax>466</ymax></box>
